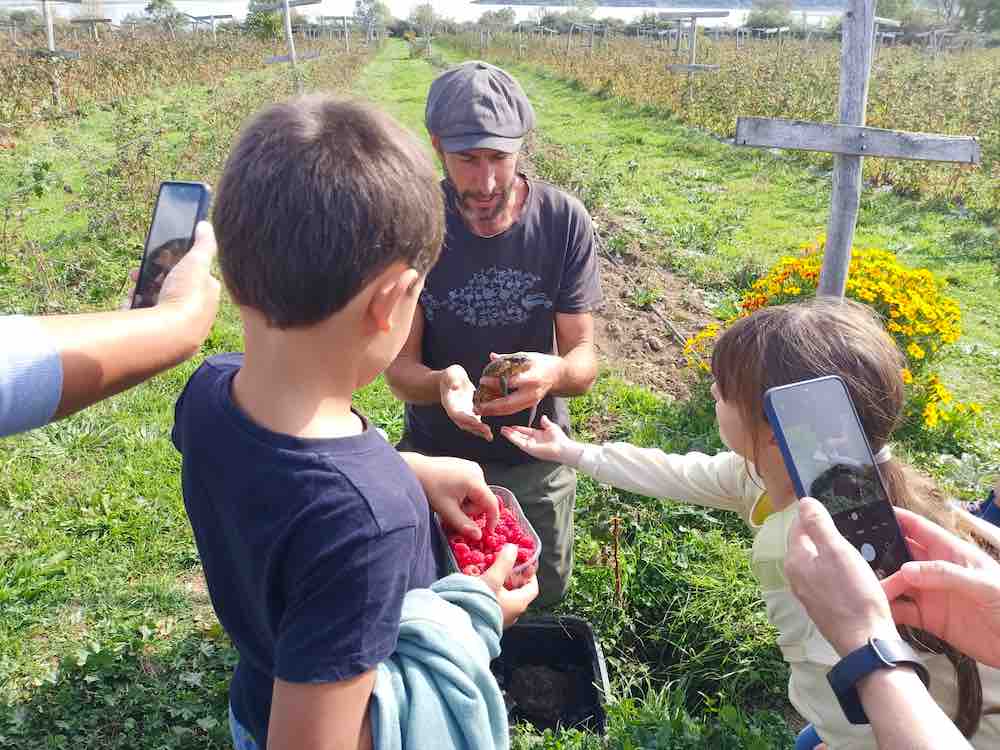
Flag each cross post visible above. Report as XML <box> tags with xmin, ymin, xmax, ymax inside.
<box><xmin>657</xmin><ymin>11</ymin><xmax>729</xmax><ymax>103</ymax></box>
<box><xmin>70</xmin><ymin>17</ymin><xmax>110</xmax><ymax>43</ymax></box>
<box><xmin>260</xmin><ymin>0</ymin><xmax>321</xmax><ymax>93</ymax></box>
<box><xmin>734</xmin><ymin>0</ymin><xmax>980</xmax><ymax>298</ymax></box>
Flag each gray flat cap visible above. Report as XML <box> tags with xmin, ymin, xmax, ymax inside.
<box><xmin>426</xmin><ymin>60</ymin><xmax>536</xmax><ymax>153</ymax></box>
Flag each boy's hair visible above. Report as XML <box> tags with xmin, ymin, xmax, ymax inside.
<box><xmin>711</xmin><ymin>296</ymin><xmax>997</xmax><ymax>738</ymax></box>
<box><xmin>214</xmin><ymin>95</ymin><xmax>444</xmax><ymax>328</ymax></box>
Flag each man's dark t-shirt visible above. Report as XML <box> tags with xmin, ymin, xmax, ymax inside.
<box><xmin>405</xmin><ymin>176</ymin><xmax>602</xmax><ymax>466</ymax></box>
<box><xmin>172</xmin><ymin>354</ymin><xmax>437</xmax><ymax>744</ymax></box>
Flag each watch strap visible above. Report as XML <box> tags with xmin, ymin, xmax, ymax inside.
<box><xmin>827</xmin><ymin>638</ymin><xmax>930</xmax><ymax>725</ymax></box>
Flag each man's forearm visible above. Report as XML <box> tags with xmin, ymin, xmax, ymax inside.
<box><xmin>38</xmin><ymin>306</ymin><xmax>206</xmax><ymax>419</ymax></box>
<box><xmin>385</xmin><ymin>358</ymin><xmax>444</xmax><ymax>406</ymax></box>
<box><xmin>549</xmin><ymin>343</ymin><xmax>598</xmax><ymax>398</ymax></box>
<box><xmin>859</xmin><ymin>667</ymin><xmax>970</xmax><ymax>749</ymax></box>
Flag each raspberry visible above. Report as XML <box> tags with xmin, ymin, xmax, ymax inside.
<box><xmin>484</xmin><ymin>553</ymin><xmax>495</xmax><ymax>568</ymax></box>
<box><xmin>462</xmin><ymin>564</ymin><xmax>482</xmax><ymax>576</ymax></box>
<box><xmin>453</xmin><ymin>542</ymin><xmax>471</xmax><ymax>558</ymax></box>
<box><xmin>467</xmin><ymin>550</ymin><xmax>485</xmax><ymax>566</ymax></box>
<box><xmin>481</xmin><ymin>532</ymin><xmax>499</xmax><ymax>552</ymax></box>
<box><xmin>516</xmin><ymin>548</ymin><xmax>530</xmax><ymax>564</ymax></box>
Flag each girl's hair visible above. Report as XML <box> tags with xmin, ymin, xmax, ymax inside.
<box><xmin>711</xmin><ymin>296</ymin><xmax>996</xmax><ymax>738</ymax></box>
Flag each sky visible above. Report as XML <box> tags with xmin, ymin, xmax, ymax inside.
<box><xmin>0</xmin><ymin>0</ymin><xmax>841</xmax><ymax>27</ymax></box>
<box><xmin>0</xmin><ymin>1</ymin><xmax>801</xmax><ymax>25</ymax></box>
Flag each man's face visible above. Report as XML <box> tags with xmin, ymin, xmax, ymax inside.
<box><xmin>439</xmin><ymin>146</ymin><xmax>519</xmax><ymax>224</ymax></box>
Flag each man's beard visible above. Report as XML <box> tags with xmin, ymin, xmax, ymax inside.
<box><xmin>445</xmin><ymin>170</ymin><xmax>517</xmax><ymax>224</ymax></box>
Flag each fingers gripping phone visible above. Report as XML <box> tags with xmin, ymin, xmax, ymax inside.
<box><xmin>130</xmin><ymin>181</ymin><xmax>212</xmax><ymax>309</ymax></box>
<box><xmin>764</xmin><ymin>375</ymin><xmax>911</xmax><ymax>579</ymax></box>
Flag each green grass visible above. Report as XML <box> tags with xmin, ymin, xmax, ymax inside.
<box><xmin>0</xmin><ymin>50</ymin><xmax>374</xmax><ymax>748</ymax></box>
<box><xmin>435</xmin><ymin>41</ymin><xmax>1000</xmax><ymax>468</ymax></box>
<box><xmin>1</xmin><ymin>37</ymin><xmax>997</xmax><ymax>748</ymax></box>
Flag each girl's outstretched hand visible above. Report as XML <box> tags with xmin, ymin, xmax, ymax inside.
<box><xmin>501</xmin><ymin>415</ymin><xmax>584</xmax><ymax>465</ymax></box>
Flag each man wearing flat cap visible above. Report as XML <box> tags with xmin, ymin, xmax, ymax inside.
<box><xmin>387</xmin><ymin>61</ymin><xmax>602</xmax><ymax>607</ymax></box>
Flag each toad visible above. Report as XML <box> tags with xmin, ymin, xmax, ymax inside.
<box><xmin>473</xmin><ymin>353</ymin><xmax>532</xmax><ymax>409</ymax></box>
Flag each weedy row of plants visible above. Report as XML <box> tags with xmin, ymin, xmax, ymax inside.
<box><xmin>1</xmin><ymin>33</ymin><xmax>353</xmax><ymax>132</ymax></box>
<box><xmin>450</xmin><ymin>33</ymin><xmax>1000</xmax><ymax>219</ymax></box>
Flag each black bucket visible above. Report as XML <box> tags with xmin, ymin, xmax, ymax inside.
<box><xmin>491</xmin><ymin>615</ymin><xmax>610</xmax><ymax>735</ymax></box>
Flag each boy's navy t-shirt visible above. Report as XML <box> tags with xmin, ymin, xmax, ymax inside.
<box><xmin>172</xmin><ymin>354</ymin><xmax>437</xmax><ymax>744</ymax></box>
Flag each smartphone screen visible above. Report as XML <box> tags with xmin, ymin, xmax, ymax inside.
<box><xmin>131</xmin><ymin>182</ymin><xmax>210</xmax><ymax>309</ymax></box>
<box><xmin>765</xmin><ymin>375</ymin><xmax>911</xmax><ymax>579</ymax></box>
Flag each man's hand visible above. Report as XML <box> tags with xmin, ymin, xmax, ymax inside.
<box><xmin>881</xmin><ymin>507</ymin><xmax>1000</xmax><ymax>669</ymax></box>
<box><xmin>785</xmin><ymin>498</ymin><xmax>900</xmax><ymax>657</ymax></box>
<box><xmin>156</xmin><ymin>221</ymin><xmax>222</xmax><ymax>349</ymax></box>
<box><xmin>479</xmin><ymin>544</ymin><xmax>539</xmax><ymax>629</ymax></box>
<box><xmin>440</xmin><ymin>365</ymin><xmax>494</xmax><ymax>441</ymax></box>
<box><xmin>401</xmin><ymin>453</ymin><xmax>499</xmax><ymax>540</ymax></box>
<box><xmin>475</xmin><ymin>352</ymin><xmax>564</xmax><ymax>419</ymax></box>
<box><xmin>501</xmin><ymin>415</ymin><xmax>583</xmax><ymax>465</ymax></box>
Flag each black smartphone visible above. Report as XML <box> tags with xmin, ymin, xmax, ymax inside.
<box><xmin>131</xmin><ymin>181</ymin><xmax>212</xmax><ymax>309</ymax></box>
<box><xmin>764</xmin><ymin>375</ymin><xmax>911</xmax><ymax>579</ymax></box>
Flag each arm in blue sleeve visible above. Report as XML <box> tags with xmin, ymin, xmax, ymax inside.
<box><xmin>0</xmin><ymin>316</ymin><xmax>63</xmax><ymax>438</ymax></box>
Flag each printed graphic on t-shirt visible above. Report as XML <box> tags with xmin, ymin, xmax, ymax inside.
<box><xmin>421</xmin><ymin>266</ymin><xmax>553</xmax><ymax>327</ymax></box>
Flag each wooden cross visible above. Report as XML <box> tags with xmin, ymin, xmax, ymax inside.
<box><xmin>734</xmin><ymin>0</ymin><xmax>980</xmax><ymax>297</ymax></box>
<box><xmin>70</xmin><ymin>16</ymin><xmax>110</xmax><ymax>43</ymax></box>
<box><xmin>320</xmin><ymin>16</ymin><xmax>354</xmax><ymax>52</ymax></box>
<box><xmin>187</xmin><ymin>14</ymin><xmax>234</xmax><ymax>44</ymax></box>
<box><xmin>656</xmin><ymin>11</ymin><xmax>729</xmax><ymax>76</ymax></box>
<box><xmin>260</xmin><ymin>0</ymin><xmax>321</xmax><ymax>93</ymax></box>
<box><xmin>19</xmin><ymin>0</ymin><xmax>82</xmax><ymax>59</ymax></box>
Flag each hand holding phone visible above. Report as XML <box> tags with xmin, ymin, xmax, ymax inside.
<box><xmin>131</xmin><ymin>181</ymin><xmax>212</xmax><ymax>309</ymax></box>
<box><xmin>765</xmin><ymin>375</ymin><xmax>911</xmax><ymax>579</ymax></box>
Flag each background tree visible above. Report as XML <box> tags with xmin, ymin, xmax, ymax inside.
<box><xmin>746</xmin><ymin>0</ymin><xmax>793</xmax><ymax>29</ymax></box>
<box><xmin>355</xmin><ymin>0</ymin><xmax>391</xmax><ymax>29</ymax></box>
<box><xmin>144</xmin><ymin>0</ymin><xmax>185</xmax><ymax>33</ymax></box>
<box><xmin>409</xmin><ymin>2</ymin><xmax>437</xmax><ymax>37</ymax></box>
<box><xmin>928</xmin><ymin>0</ymin><xmax>961</xmax><ymax>25</ymax></box>
<box><xmin>875</xmin><ymin>0</ymin><xmax>915</xmax><ymax>22</ymax></box>
<box><xmin>959</xmin><ymin>0</ymin><xmax>1000</xmax><ymax>31</ymax></box>
<box><xmin>0</xmin><ymin>8</ymin><xmax>41</xmax><ymax>28</ymax></box>
<box><xmin>478</xmin><ymin>7</ymin><xmax>516</xmax><ymax>29</ymax></box>
<box><xmin>245</xmin><ymin>0</ymin><xmax>282</xmax><ymax>39</ymax></box>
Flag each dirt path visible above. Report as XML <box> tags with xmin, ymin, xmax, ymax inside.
<box><xmin>520</xmin><ymin>137</ymin><xmax>716</xmax><ymax>401</ymax></box>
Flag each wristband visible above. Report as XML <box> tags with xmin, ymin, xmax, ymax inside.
<box><xmin>827</xmin><ymin>638</ymin><xmax>930</xmax><ymax>725</ymax></box>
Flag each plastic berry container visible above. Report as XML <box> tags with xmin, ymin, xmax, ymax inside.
<box><xmin>436</xmin><ymin>485</ymin><xmax>541</xmax><ymax>590</ymax></box>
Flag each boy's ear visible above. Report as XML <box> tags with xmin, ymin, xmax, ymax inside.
<box><xmin>368</xmin><ymin>265</ymin><xmax>420</xmax><ymax>333</ymax></box>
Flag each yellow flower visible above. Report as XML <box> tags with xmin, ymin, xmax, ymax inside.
<box><xmin>923</xmin><ymin>402</ymin><xmax>939</xmax><ymax>429</ymax></box>
<box><xmin>907</xmin><ymin>342</ymin><xmax>925</xmax><ymax>360</ymax></box>
<box><xmin>901</xmin><ymin>368</ymin><xmax>913</xmax><ymax>384</ymax></box>
<box><xmin>969</xmin><ymin>403</ymin><xmax>983</xmax><ymax>415</ymax></box>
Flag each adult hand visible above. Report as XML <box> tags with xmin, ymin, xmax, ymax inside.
<box><xmin>882</xmin><ymin>507</ymin><xmax>1000</xmax><ymax>669</ymax></box>
<box><xmin>402</xmin><ymin>453</ymin><xmax>499</xmax><ymax>540</ymax></box>
<box><xmin>479</xmin><ymin>544</ymin><xmax>538</xmax><ymax>629</ymax></box>
<box><xmin>501</xmin><ymin>415</ymin><xmax>584</xmax><ymax>466</ymax></box>
<box><xmin>155</xmin><ymin>221</ymin><xmax>221</xmax><ymax>347</ymax></box>
<box><xmin>475</xmin><ymin>352</ymin><xmax>564</xmax><ymax>419</ymax></box>
<box><xmin>785</xmin><ymin>498</ymin><xmax>900</xmax><ymax>657</ymax></box>
<box><xmin>440</xmin><ymin>365</ymin><xmax>494</xmax><ymax>442</ymax></box>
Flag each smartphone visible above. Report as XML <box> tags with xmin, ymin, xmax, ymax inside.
<box><xmin>130</xmin><ymin>181</ymin><xmax>212</xmax><ymax>309</ymax></box>
<box><xmin>764</xmin><ymin>375</ymin><xmax>911</xmax><ymax>579</ymax></box>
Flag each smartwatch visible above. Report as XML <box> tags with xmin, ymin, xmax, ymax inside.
<box><xmin>827</xmin><ymin>638</ymin><xmax>931</xmax><ymax>725</ymax></box>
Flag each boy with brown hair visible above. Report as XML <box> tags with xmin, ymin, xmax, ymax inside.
<box><xmin>173</xmin><ymin>96</ymin><xmax>535</xmax><ymax>750</ymax></box>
